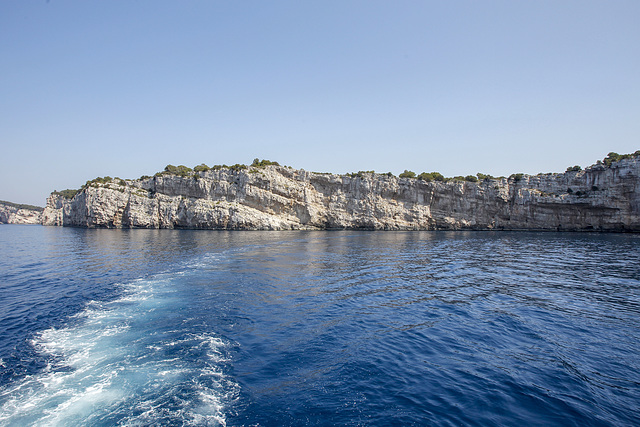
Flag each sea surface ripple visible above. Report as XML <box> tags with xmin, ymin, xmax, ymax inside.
<box><xmin>0</xmin><ymin>226</ymin><xmax>639</xmax><ymax>426</ymax></box>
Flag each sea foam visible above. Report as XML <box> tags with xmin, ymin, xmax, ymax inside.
<box><xmin>0</xmin><ymin>273</ymin><xmax>236</xmax><ymax>426</ymax></box>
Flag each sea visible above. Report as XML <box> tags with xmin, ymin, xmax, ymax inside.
<box><xmin>0</xmin><ymin>225</ymin><xmax>638</xmax><ymax>426</ymax></box>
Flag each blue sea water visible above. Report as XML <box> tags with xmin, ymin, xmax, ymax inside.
<box><xmin>0</xmin><ymin>226</ymin><xmax>639</xmax><ymax>426</ymax></box>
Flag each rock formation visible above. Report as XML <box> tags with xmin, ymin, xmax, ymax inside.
<box><xmin>41</xmin><ymin>156</ymin><xmax>640</xmax><ymax>231</ymax></box>
<box><xmin>0</xmin><ymin>201</ymin><xmax>43</xmax><ymax>224</ymax></box>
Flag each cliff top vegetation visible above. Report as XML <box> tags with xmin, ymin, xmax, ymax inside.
<box><xmin>52</xmin><ymin>189</ymin><xmax>80</xmax><ymax>200</ymax></box>
<box><xmin>49</xmin><ymin>151</ymin><xmax>640</xmax><ymax>201</ymax></box>
<box><xmin>601</xmin><ymin>151</ymin><xmax>640</xmax><ymax>167</ymax></box>
<box><xmin>0</xmin><ymin>200</ymin><xmax>44</xmax><ymax>211</ymax></box>
<box><xmin>148</xmin><ymin>152</ymin><xmax>640</xmax><ymax>183</ymax></box>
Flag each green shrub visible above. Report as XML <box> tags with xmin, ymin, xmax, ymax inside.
<box><xmin>509</xmin><ymin>173</ymin><xmax>524</xmax><ymax>182</ymax></box>
<box><xmin>209</xmin><ymin>164</ymin><xmax>247</xmax><ymax>171</ymax></box>
<box><xmin>229</xmin><ymin>163</ymin><xmax>248</xmax><ymax>171</ymax></box>
<box><xmin>417</xmin><ymin>172</ymin><xmax>445</xmax><ymax>182</ymax></box>
<box><xmin>0</xmin><ymin>200</ymin><xmax>45</xmax><ymax>211</ymax></box>
<box><xmin>164</xmin><ymin>165</ymin><xmax>193</xmax><ymax>176</ymax></box>
<box><xmin>347</xmin><ymin>170</ymin><xmax>375</xmax><ymax>178</ymax></box>
<box><xmin>566</xmin><ymin>165</ymin><xmax>582</xmax><ymax>172</ymax></box>
<box><xmin>603</xmin><ymin>151</ymin><xmax>640</xmax><ymax>166</ymax></box>
<box><xmin>52</xmin><ymin>189</ymin><xmax>80</xmax><ymax>199</ymax></box>
<box><xmin>603</xmin><ymin>152</ymin><xmax>621</xmax><ymax>166</ymax></box>
<box><xmin>450</xmin><ymin>175</ymin><xmax>478</xmax><ymax>182</ymax></box>
<box><xmin>399</xmin><ymin>170</ymin><xmax>416</xmax><ymax>178</ymax></box>
<box><xmin>251</xmin><ymin>158</ymin><xmax>280</xmax><ymax>167</ymax></box>
<box><xmin>194</xmin><ymin>164</ymin><xmax>210</xmax><ymax>172</ymax></box>
<box><xmin>476</xmin><ymin>173</ymin><xmax>495</xmax><ymax>180</ymax></box>
<box><xmin>85</xmin><ymin>176</ymin><xmax>112</xmax><ymax>187</ymax></box>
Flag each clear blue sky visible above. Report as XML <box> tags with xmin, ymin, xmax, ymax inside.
<box><xmin>1</xmin><ymin>1</ymin><xmax>639</xmax><ymax>206</ymax></box>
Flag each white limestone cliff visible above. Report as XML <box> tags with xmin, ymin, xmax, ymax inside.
<box><xmin>0</xmin><ymin>201</ymin><xmax>43</xmax><ymax>225</ymax></box>
<box><xmin>41</xmin><ymin>158</ymin><xmax>640</xmax><ymax>231</ymax></box>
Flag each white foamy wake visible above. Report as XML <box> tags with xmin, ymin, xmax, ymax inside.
<box><xmin>0</xmin><ymin>275</ymin><xmax>237</xmax><ymax>427</ymax></box>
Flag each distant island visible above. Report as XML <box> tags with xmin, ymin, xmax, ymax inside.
<box><xmin>3</xmin><ymin>152</ymin><xmax>639</xmax><ymax>231</ymax></box>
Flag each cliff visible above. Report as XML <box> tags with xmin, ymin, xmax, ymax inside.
<box><xmin>0</xmin><ymin>201</ymin><xmax>43</xmax><ymax>225</ymax></box>
<box><xmin>41</xmin><ymin>157</ymin><xmax>640</xmax><ymax>232</ymax></box>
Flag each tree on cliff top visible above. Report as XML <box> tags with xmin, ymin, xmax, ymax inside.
<box><xmin>603</xmin><ymin>151</ymin><xmax>640</xmax><ymax>167</ymax></box>
<box><xmin>399</xmin><ymin>170</ymin><xmax>416</xmax><ymax>178</ymax></box>
<box><xmin>417</xmin><ymin>172</ymin><xmax>445</xmax><ymax>182</ymax></box>
<box><xmin>252</xmin><ymin>158</ymin><xmax>280</xmax><ymax>167</ymax></box>
<box><xmin>163</xmin><ymin>165</ymin><xmax>193</xmax><ymax>177</ymax></box>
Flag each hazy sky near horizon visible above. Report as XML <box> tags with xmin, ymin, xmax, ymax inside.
<box><xmin>1</xmin><ymin>1</ymin><xmax>639</xmax><ymax>206</ymax></box>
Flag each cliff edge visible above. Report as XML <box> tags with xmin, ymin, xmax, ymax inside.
<box><xmin>42</xmin><ymin>155</ymin><xmax>640</xmax><ymax>231</ymax></box>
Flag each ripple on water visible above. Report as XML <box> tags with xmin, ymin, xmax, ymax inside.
<box><xmin>0</xmin><ymin>275</ymin><xmax>237</xmax><ymax>427</ymax></box>
<box><xmin>1</xmin><ymin>229</ymin><xmax>639</xmax><ymax>426</ymax></box>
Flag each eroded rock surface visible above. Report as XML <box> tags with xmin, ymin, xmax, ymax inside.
<box><xmin>42</xmin><ymin>158</ymin><xmax>640</xmax><ymax>231</ymax></box>
<box><xmin>0</xmin><ymin>201</ymin><xmax>43</xmax><ymax>225</ymax></box>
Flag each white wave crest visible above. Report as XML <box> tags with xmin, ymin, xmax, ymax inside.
<box><xmin>0</xmin><ymin>275</ymin><xmax>236</xmax><ymax>426</ymax></box>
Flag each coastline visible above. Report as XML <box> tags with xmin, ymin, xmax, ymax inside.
<box><xmin>5</xmin><ymin>154</ymin><xmax>639</xmax><ymax>232</ymax></box>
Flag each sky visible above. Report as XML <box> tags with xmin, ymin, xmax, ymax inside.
<box><xmin>1</xmin><ymin>1</ymin><xmax>639</xmax><ymax>206</ymax></box>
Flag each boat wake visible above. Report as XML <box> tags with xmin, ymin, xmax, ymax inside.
<box><xmin>0</xmin><ymin>273</ymin><xmax>237</xmax><ymax>426</ymax></box>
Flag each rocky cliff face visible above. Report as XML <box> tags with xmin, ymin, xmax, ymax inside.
<box><xmin>0</xmin><ymin>201</ymin><xmax>43</xmax><ymax>224</ymax></box>
<box><xmin>42</xmin><ymin>158</ymin><xmax>640</xmax><ymax>231</ymax></box>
